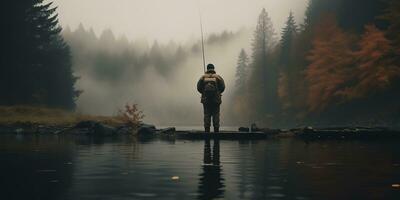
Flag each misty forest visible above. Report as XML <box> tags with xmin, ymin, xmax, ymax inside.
<box><xmin>2</xmin><ymin>0</ymin><xmax>400</xmax><ymax>128</ymax></box>
<box><xmin>3</xmin><ymin>1</ymin><xmax>400</xmax><ymax>200</ymax></box>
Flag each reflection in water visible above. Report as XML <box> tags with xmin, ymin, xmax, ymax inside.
<box><xmin>198</xmin><ymin>139</ymin><xmax>225</xmax><ymax>200</ymax></box>
<box><xmin>2</xmin><ymin>135</ymin><xmax>400</xmax><ymax>199</ymax></box>
<box><xmin>0</xmin><ymin>134</ymin><xmax>75</xmax><ymax>200</ymax></box>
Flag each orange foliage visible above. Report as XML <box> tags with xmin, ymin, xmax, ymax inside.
<box><xmin>118</xmin><ymin>103</ymin><xmax>144</xmax><ymax>127</ymax></box>
<box><xmin>338</xmin><ymin>25</ymin><xmax>400</xmax><ymax>99</ymax></box>
<box><xmin>306</xmin><ymin>15</ymin><xmax>356</xmax><ymax>112</ymax></box>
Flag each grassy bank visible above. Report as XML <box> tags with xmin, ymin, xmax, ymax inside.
<box><xmin>0</xmin><ymin>106</ymin><xmax>125</xmax><ymax>127</ymax></box>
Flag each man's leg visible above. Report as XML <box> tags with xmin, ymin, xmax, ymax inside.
<box><xmin>203</xmin><ymin>104</ymin><xmax>211</xmax><ymax>132</ymax></box>
<box><xmin>212</xmin><ymin>104</ymin><xmax>220</xmax><ymax>133</ymax></box>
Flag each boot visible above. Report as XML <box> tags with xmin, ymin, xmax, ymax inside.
<box><xmin>205</xmin><ymin>127</ymin><xmax>210</xmax><ymax>133</ymax></box>
<box><xmin>214</xmin><ymin>127</ymin><xmax>219</xmax><ymax>133</ymax></box>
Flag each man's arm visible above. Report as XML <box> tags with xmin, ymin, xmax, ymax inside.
<box><xmin>218</xmin><ymin>75</ymin><xmax>225</xmax><ymax>93</ymax></box>
<box><xmin>197</xmin><ymin>76</ymin><xmax>204</xmax><ymax>94</ymax></box>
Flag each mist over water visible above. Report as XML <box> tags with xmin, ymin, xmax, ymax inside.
<box><xmin>74</xmin><ymin>30</ymin><xmax>252</xmax><ymax>126</ymax></box>
<box><xmin>55</xmin><ymin>0</ymin><xmax>308</xmax><ymax>126</ymax></box>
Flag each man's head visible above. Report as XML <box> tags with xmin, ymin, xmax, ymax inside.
<box><xmin>207</xmin><ymin>63</ymin><xmax>215</xmax><ymax>71</ymax></box>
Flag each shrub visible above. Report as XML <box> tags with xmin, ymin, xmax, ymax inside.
<box><xmin>118</xmin><ymin>104</ymin><xmax>144</xmax><ymax>128</ymax></box>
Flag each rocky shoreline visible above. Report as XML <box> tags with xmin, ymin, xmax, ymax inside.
<box><xmin>1</xmin><ymin>121</ymin><xmax>400</xmax><ymax>140</ymax></box>
<box><xmin>0</xmin><ymin>120</ymin><xmax>174</xmax><ymax>137</ymax></box>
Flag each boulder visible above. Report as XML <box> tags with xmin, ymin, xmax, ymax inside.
<box><xmin>93</xmin><ymin>123</ymin><xmax>116</xmax><ymax>136</ymax></box>
<box><xmin>159</xmin><ymin>127</ymin><xmax>176</xmax><ymax>135</ymax></box>
<box><xmin>74</xmin><ymin>120</ymin><xmax>116</xmax><ymax>136</ymax></box>
<box><xmin>116</xmin><ymin>126</ymin><xmax>134</xmax><ymax>134</ymax></box>
<box><xmin>238</xmin><ymin>127</ymin><xmax>250</xmax><ymax>132</ymax></box>
<box><xmin>137</xmin><ymin>123</ymin><xmax>157</xmax><ymax>136</ymax></box>
<box><xmin>75</xmin><ymin>121</ymin><xmax>98</xmax><ymax>129</ymax></box>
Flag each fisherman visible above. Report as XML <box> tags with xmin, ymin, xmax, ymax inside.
<box><xmin>197</xmin><ymin>64</ymin><xmax>225</xmax><ymax>133</ymax></box>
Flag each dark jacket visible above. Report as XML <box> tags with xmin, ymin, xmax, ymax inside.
<box><xmin>197</xmin><ymin>69</ymin><xmax>225</xmax><ymax>104</ymax></box>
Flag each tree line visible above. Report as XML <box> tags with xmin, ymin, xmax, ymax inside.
<box><xmin>0</xmin><ymin>0</ymin><xmax>239</xmax><ymax>111</ymax></box>
<box><xmin>63</xmin><ymin>24</ymin><xmax>238</xmax><ymax>84</ymax></box>
<box><xmin>0</xmin><ymin>0</ymin><xmax>78</xmax><ymax>109</ymax></box>
<box><xmin>231</xmin><ymin>0</ymin><xmax>400</xmax><ymax>127</ymax></box>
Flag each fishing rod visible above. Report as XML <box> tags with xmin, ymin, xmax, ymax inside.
<box><xmin>199</xmin><ymin>13</ymin><xmax>206</xmax><ymax>73</ymax></box>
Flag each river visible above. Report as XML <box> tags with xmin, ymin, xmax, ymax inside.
<box><xmin>1</xmin><ymin>134</ymin><xmax>400</xmax><ymax>200</ymax></box>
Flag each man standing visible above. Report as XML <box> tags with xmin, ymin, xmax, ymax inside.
<box><xmin>197</xmin><ymin>64</ymin><xmax>225</xmax><ymax>133</ymax></box>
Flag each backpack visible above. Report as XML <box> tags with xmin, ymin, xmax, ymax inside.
<box><xmin>203</xmin><ymin>76</ymin><xmax>218</xmax><ymax>103</ymax></box>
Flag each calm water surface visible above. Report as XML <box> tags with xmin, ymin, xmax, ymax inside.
<box><xmin>1</xmin><ymin>134</ymin><xmax>400</xmax><ymax>200</ymax></box>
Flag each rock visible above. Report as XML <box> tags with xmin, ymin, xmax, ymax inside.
<box><xmin>238</xmin><ymin>127</ymin><xmax>250</xmax><ymax>132</ymax></box>
<box><xmin>159</xmin><ymin>127</ymin><xmax>176</xmax><ymax>134</ymax></box>
<box><xmin>116</xmin><ymin>126</ymin><xmax>133</xmax><ymax>134</ymax></box>
<box><xmin>93</xmin><ymin>123</ymin><xmax>116</xmax><ymax>136</ymax></box>
<box><xmin>74</xmin><ymin>121</ymin><xmax>116</xmax><ymax>136</ymax></box>
<box><xmin>303</xmin><ymin>126</ymin><xmax>314</xmax><ymax>133</ymax></box>
<box><xmin>260</xmin><ymin>128</ymin><xmax>281</xmax><ymax>135</ymax></box>
<box><xmin>75</xmin><ymin>121</ymin><xmax>98</xmax><ymax>129</ymax></box>
<box><xmin>36</xmin><ymin>125</ymin><xmax>65</xmax><ymax>134</ymax></box>
<box><xmin>137</xmin><ymin>123</ymin><xmax>157</xmax><ymax>136</ymax></box>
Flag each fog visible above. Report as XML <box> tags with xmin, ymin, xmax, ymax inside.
<box><xmin>53</xmin><ymin>0</ymin><xmax>307</xmax><ymax>42</ymax></box>
<box><xmin>55</xmin><ymin>0</ymin><xmax>308</xmax><ymax>126</ymax></box>
<box><xmin>70</xmin><ymin>29</ymin><xmax>252</xmax><ymax>126</ymax></box>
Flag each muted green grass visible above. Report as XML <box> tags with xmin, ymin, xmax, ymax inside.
<box><xmin>0</xmin><ymin>106</ymin><xmax>126</xmax><ymax>126</ymax></box>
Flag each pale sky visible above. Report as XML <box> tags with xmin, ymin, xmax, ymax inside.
<box><xmin>52</xmin><ymin>0</ymin><xmax>308</xmax><ymax>42</ymax></box>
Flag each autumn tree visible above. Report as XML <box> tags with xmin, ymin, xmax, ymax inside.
<box><xmin>340</xmin><ymin>25</ymin><xmax>400</xmax><ymax>99</ymax></box>
<box><xmin>306</xmin><ymin>15</ymin><xmax>355</xmax><ymax>112</ymax></box>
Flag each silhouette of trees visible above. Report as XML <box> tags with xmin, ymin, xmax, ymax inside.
<box><xmin>231</xmin><ymin>49</ymin><xmax>250</xmax><ymax>122</ymax></box>
<box><xmin>280</xmin><ymin>12</ymin><xmax>298</xmax><ymax>67</ymax></box>
<box><xmin>235</xmin><ymin>49</ymin><xmax>249</xmax><ymax>90</ymax></box>
<box><xmin>381</xmin><ymin>0</ymin><xmax>400</xmax><ymax>56</ymax></box>
<box><xmin>247</xmin><ymin>8</ymin><xmax>279</xmax><ymax>120</ymax></box>
<box><xmin>0</xmin><ymin>0</ymin><xmax>78</xmax><ymax>109</ymax></box>
<box><xmin>303</xmin><ymin>0</ymin><xmax>385</xmax><ymax>32</ymax></box>
<box><xmin>278</xmin><ymin>12</ymin><xmax>298</xmax><ymax>110</ymax></box>
<box><xmin>237</xmin><ymin>0</ymin><xmax>400</xmax><ymax>127</ymax></box>
<box><xmin>64</xmin><ymin>25</ymin><xmax>242</xmax><ymax>85</ymax></box>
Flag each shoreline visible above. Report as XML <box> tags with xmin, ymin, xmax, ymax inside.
<box><xmin>1</xmin><ymin>106</ymin><xmax>400</xmax><ymax>140</ymax></box>
<box><xmin>2</xmin><ymin>121</ymin><xmax>400</xmax><ymax>141</ymax></box>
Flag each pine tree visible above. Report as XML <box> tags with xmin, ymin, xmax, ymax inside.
<box><xmin>303</xmin><ymin>0</ymin><xmax>384</xmax><ymax>32</ymax></box>
<box><xmin>381</xmin><ymin>0</ymin><xmax>400</xmax><ymax>56</ymax></box>
<box><xmin>235</xmin><ymin>49</ymin><xmax>249</xmax><ymax>90</ymax></box>
<box><xmin>248</xmin><ymin>8</ymin><xmax>278</xmax><ymax>119</ymax></box>
<box><xmin>251</xmin><ymin>8</ymin><xmax>276</xmax><ymax>61</ymax></box>
<box><xmin>149</xmin><ymin>41</ymin><xmax>167</xmax><ymax>76</ymax></box>
<box><xmin>0</xmin><ymin>0</ymin><xmax>78</xmax><ymax>109</ymax></box>
<box><xmin>279</xmin><ymin>12</ymin><xmax>298</xmax><ymax>109</ymax></box>
<box><xmin>280</xmin><ymin>11</ymin><xmax>298</xmax><ymax>67</ymax></box>
<box><xmin>303</xmin><ymin>0</ymin><xmax>336</xmax><ymax>30</ymax></box>
<box><xmin>303</xmin><ymin>0</ymin><xmax>317</xmax><ymax>29</ymax></box>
